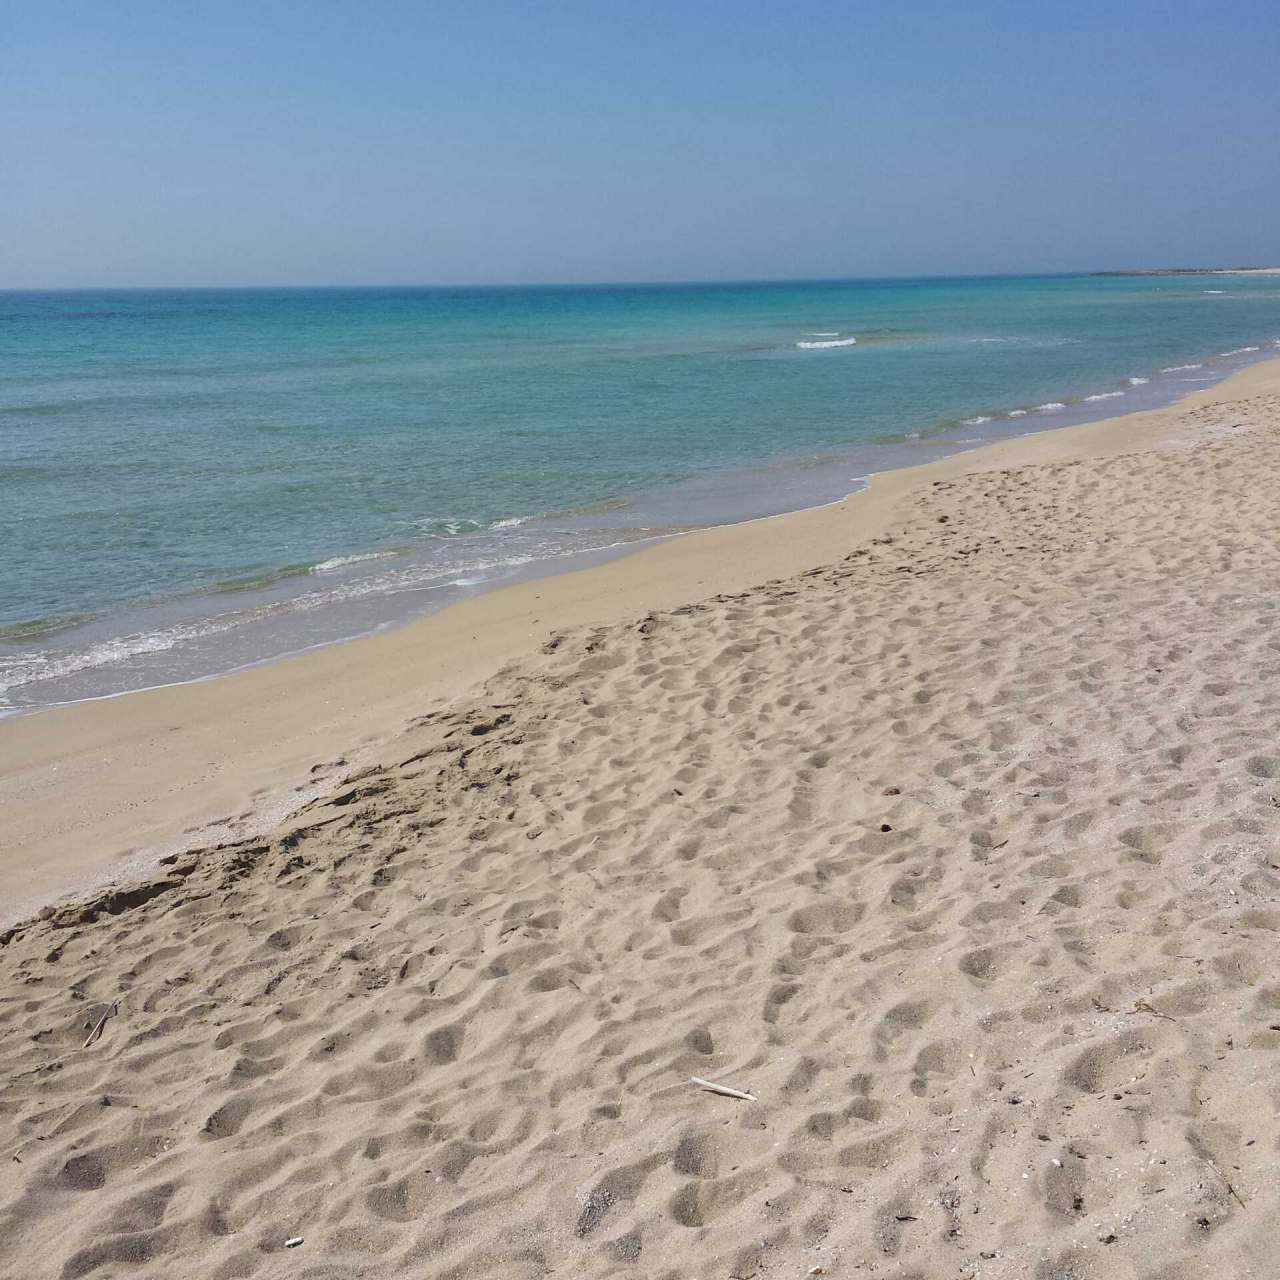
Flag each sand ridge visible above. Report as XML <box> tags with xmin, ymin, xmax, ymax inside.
<box><xmin>3</xmin><ymin>383</ymin><xmax>1280</xmax><ymax>1276</ymax></box>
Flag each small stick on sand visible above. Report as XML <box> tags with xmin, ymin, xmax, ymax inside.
<box><xmin>689</xmin><ymin>1076</ymin><xmax>756</xmax><ymax>1102</ymax></box>
<box><xmin>82</xmin><ymin>1001</ymin><xmax>119</xmax><ymax>1050</ymax></box>
<box><xmin>1132</xmin><ymin>998</ymin><xmax>1179</xmax><ymax>1023</ymax></box>
<box><xmin>1198</xmin><ymin>1154</ymin><xmax>1248</xmax><ymax>1210</ymax></box>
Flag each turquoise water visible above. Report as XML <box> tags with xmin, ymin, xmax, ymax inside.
<box><xmin>3</xmin><ymin>274</ymin><xmax>1280</xmax><ymax>711</ymax></box>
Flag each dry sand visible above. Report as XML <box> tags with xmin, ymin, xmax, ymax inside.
<box><xmin>3</xmin><ymin>360</ymin><xmax>1280</xmax><ymax>1279</ymax></box>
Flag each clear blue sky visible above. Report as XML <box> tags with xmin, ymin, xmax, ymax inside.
<box><xmin>5</xmin><ymin>0</ymin><xmax>1278</xmax><ymax>287</ymax></box>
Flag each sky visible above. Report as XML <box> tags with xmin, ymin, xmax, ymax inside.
<box><xmin>4</xmin><ymin>0</ymin><xmax>1279</xmax><ymax>288</ymax></box>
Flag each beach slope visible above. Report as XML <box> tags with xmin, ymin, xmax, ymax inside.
<box><xmin>3</xmin><ymin>362</ymin><xmax>1280</xmax><ymax>1277</ymax></box>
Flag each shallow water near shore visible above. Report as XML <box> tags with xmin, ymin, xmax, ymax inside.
<box><xmin>4</xmin><ymin>273</ymin><xmax>1280</xmax><ymax>713</ymax></box>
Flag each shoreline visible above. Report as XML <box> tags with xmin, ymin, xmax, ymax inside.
<box><xmin>2</xmin><ymin>354</ymin><xmax>1279</xmax><ymax>925</ymax></box>
<box><xmin>4</xmin><ymin>334</ymin><xmax>1277</xmax><ymax>719</ymax></box>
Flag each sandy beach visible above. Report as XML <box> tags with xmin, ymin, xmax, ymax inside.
<box><xmin>3</xmin><ymin>358</ymin><xmax>1280</xmax><ymax>1278</ymax></box>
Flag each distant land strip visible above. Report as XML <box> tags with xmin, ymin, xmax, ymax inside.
<box><xmin>1092</xmin><ymin>265</ymin><xmax>1280</xmax><ymax>276</ymax></box>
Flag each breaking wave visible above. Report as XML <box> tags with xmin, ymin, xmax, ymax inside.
<box><xmin>796</xmin><ymin>335</ymin><xmax>858</xmax><ymax>350</ymax></box>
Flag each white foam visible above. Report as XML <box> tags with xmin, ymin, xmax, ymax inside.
<box><xmin>1127</xmin><ymin>377</ymin><xmax>1149</xmax><ymax>386</ymax></box>
<box><xmin>1035</xmin><ymin>402</ymin><xmax>1066</xmax><ymax>413</ymax></box>
<box><xmin>0</xmin><ymin>547</ymin><xmax>552</xmax><ymax>702</ymax></box>
<box><xmin>1007</xmin><ymin>409</ymin><xmax>1028</xmax><ymax>417</ymax></box>
<box><xmin>961</xmin><ymin>415</ymin><xmax>992</xmax><ymax>425</ymax></box>
<box><xmin>1160</xmin><ymin>363</ymin><xmax>1203</xmax><ymax>372</ymax></box>
<box><xmin>312</xmin><ymin>550</ymin><xmax>396</xmax><ymax>573</ymax></box>
<box><xmin>1204</xmin><ymin>289</ymin><xmax>1225</xmax><ymax>294</ymax></box>
<box><xmin>1084</xmin><ymin>391</ymin><xmax>1124</xmax><ymax>402</ymax></box>
<box><xmin>0</xmin><ymin>615</ymin><xmax>248</xmax><ymax>699</ymax></box>
<box><xmin>409</xmin><ymin>516</ymin><xmax>484</xmax><ymax>537</ymax></box>
<box><xmin>1220</xmin><ymin>346</ymin><xmax>1260</xmax><ymax>356</ymax></box>
<box><xmin>796</xmin><ymin>336</ymin><xmax>858</xmax><ymax>349</ymax></box>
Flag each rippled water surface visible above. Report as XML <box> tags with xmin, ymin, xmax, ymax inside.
<box><xmin>4</xmin><ymin>274</ymin><xmax>1280</xmax><ymax>710</ymax></box>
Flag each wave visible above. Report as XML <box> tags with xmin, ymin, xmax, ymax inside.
<box><xmin>796</xmin><ymin>336</ymin><xmax>858</xmax><ymax>350</ymax></box>
<box><xmin>0</xmin><ymin>546</ymin><xmax>549</xmax><ymax>705</ymax></box>
<box><xmin>409</xmin><ymin>516</ymin><xmax>485</xmax><ymax>537</ymax></box>
<box><xmin>0</xmin><ymin>613</ymin><xmax>94</xmax><ymax>642</ymax></box>
<box><xmin>401</xmin><ymin>513</ymin><xmax>532</xmax><ymax>540</ymax></box>
<box><xmin>1084</xmin><ymin>391</ymin><xmax>1124</xmax><ymax>402</ymax></box>
<box><xmin>1204</xmin><ymin>289</ymin><xmax>1225</xmax><ymax>294</ymax></box>
<box><xmin>311</xmin><ymin>550</ymin><xmax>398</xmax><ymax>573</ymax></box>
<box><xmin>973</xmin><ymin>335</ymin><xmax>1082</xmax><ymax>347</ymax></box>
<box><xmin>1007</xmin><ymin>409</ymin><xmax>1028</xmax><ymax>417</ymax></box>
<box><xmin>1220</xmin><ymin>346</ymin><xmax>1260</xmax><ymax>356</ymax></box>
<box><xmin>807</xmin><ymin>332</ymin><xmax>840</xmax><ymax>337</ymax></box>
<box><xmin>1127</xmin><ymin>376</ymin><xmax>1149</xmax><ymax>386</ymax></box>
<box><xmin>0</xmin><ymin>614</ymin><xmax>250</xmax><ymax>701</ymax></box>
<box><xmin>210</xmin><ymin>563</ymin><xmax>314</xmax><ymax>593</ymax></box>
<box><xmin>1161</xmin><ymin>363</ymin><xmax>1203</xmax><ymax>372</ymax></box>
<box><xmin>1035</xmin><ymin>402</ymin><xmax>1066</xmax><ymax>412</ymax></box>
<box><xmin>961</xmin><ymin>415</ymin><xmax>992</xmax><ymax>425</ymax></box>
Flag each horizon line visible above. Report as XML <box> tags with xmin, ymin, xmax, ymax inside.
<box><xmin>4</xmin><ymin>265</ymin><xmax>1277</xmax><ymax>293</ymax></box>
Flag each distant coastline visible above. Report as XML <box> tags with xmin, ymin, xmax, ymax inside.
<box><xmin>1092</xmin><ymin>265</ymin><xmax>1280</xmax><ymax>276</ymax></box>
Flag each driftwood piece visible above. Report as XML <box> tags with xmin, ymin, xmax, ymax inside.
<box><xmin>82</xmin><ymin>1001</ymin><xmax>120</xmax><ymax>1049</ymax></box>
<box><xmin>689</xmin><ymin>1076</ymin><xmax>756</xmax><ymax>1102</ymax></box>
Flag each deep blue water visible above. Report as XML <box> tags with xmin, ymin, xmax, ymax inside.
<box><xmin>3</xmin><ymin>274</ymin><xmax>1280</xmax><ymax>711</ymax></box>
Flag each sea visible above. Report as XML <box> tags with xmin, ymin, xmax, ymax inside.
<box><xmin>4</xmin><ymin>273</ymin><xmax>1280</xmax><ymax>715</ymax></box>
